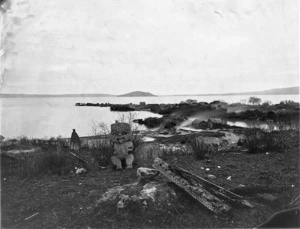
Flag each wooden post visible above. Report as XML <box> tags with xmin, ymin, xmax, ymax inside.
<box><xmin>153</xmin><ymin>157</ymin><xmax>253</xmax><ymax>214</ymax></box>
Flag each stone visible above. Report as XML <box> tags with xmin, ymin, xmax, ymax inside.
<box><xmin>75</xmin><ymin>167</ymin><xmax>86</xmax><ymax>174</ymax></box>
<box><xmin>137</xmin><ymin>167</ymin><xmax>160</xmax><ymax>179</ymax></box>
<box><xmin>207</xmin><ymin>174</ymin><xmax>216</xmax><ymax>179</ymax></box>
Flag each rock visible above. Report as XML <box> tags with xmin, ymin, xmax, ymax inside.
<box><xmin>96</xmin><ymin>181</ymin><xmax>178</xmax><ymax>214</ymax></box>
<box><xmin>75</xmin><ymin>167</ymin><xmax>86</xmax><ymax>174</ymax></box>
<box><xmin>117</xmin><ymin>194</ymin><xmax>130</xmax><ymax>209</ymax></box>
<box><xmin>134</xmin><ymin>143</ymin><xmax>163</xmax><ymax>166</ymax></box>
<box><xmin>97</xmin><ymin>186</ymin><xmax>126</xmax><ymax>203</ymax></box>
<box><xmin>226</xmin><ymin>176</ymin><xmax>232</xmax><ymax>181</ymax></box>
<box><xmin>207</xmin><ymin>174</ymin><xmax>216</xmax><ymax>179</ymax></box>
<box><xmin>205</xmin><ymin>168</ymin><xmax>210</xmax><ymax>171</ymax></box>
<box><xmin>137</xmin><ymin>167</ymin><xmax>159</xmax><ymax>179</ymax></box>
<box><xmin>257</xmin><ymin>193</ymin><xmax>277</xmax><ymax>202</ymax></box>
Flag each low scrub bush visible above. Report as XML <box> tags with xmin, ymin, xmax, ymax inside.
<box><xmin>25</xmin><ymin>148</ymin><xmax>70</xmax><ymax>176</ymax></box>
<box><xmin>243</xmin><ymin>129</ymin><xmax>298</xmax><ymax>154</ymax></box>
<box><xmin>90</xmin><ymin>144</ymin><xmax>113</xmax><ymax>167</ymax></box>
<box><xmin>190</xmin><ymin>138</ymin><xmax>207</xmax><ymax>160</ymax></box>
<box><xmin>2</xmin><ymin>147</ymin><xmax>72</xmax><ymax>178</ymax></box>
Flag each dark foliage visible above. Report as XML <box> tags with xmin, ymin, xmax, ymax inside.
<box><xmin>244</xmin><ymin>129</ymin><xmax>299</xmax><ymax>154</ymax></box>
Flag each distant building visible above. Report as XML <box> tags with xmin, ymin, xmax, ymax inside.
<box><xmin>140</xmin><ymin>102</ymin><xmax>146</xmax><ymax>106</ymax></box>
<box><xmin>186</xmin><ymin>99</ymin><xmax>198</xmax><ymax>104</ymax></box>
<box><xmin>192</xmin><ymin>119</ymin><xmax>208</xmax><ymax>129</ymax></box>
<box><xmin>210</xmin><ymin>101</ymin><xmax>228</xmax><ymax>110</ymax></box>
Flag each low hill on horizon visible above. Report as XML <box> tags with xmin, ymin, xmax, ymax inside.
<box><xmin>0</xmin><ymin>86</ymin><xmax>298</xmax><ymax>98</ymax></box>
<box><xmin>117</xmin><ymin>91</ymin><xmax>156</xmax><ymax>97</ymax></box>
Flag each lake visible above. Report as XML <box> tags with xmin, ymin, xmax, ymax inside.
<box><xmin>0</xmin><ymin>94</ymin><xmax>298</xmax><ymax>139</ymax></box>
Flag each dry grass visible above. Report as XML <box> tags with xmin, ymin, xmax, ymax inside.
<box><xmin>1</xmin><ymin>130</ymin><xmax>299</xmax><ymax>228</ymax></box>
<box><xmin>190</xmin><ymin>138</ymin><xmax>207</xmax><ymax>160</ymax></box>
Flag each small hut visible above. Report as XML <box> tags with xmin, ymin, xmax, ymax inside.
<box><xmin>192</xmin><ymin>119</ymin><xmax>208</xmax><ymax>129</ymax></box>
<box><xmin>207</xmin><ymin>118</ymin><xmax>224</xmax><ymax>129</ymax></box>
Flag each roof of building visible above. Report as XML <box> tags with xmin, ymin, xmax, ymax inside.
<box><xmin>208</xmin><ymin>118</ymin><xmax>223</xmax><ymax>124</ymax></box>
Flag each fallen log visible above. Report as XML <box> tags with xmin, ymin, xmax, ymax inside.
<box><xmin>152</xmin><ymin>157</ymin><xmax>253</xmax><ymax>214</ymax></box>
<box><xmin>68</xmin><ymin>151</ymin><xmax>90</xmax><ymax>168</ymax></box>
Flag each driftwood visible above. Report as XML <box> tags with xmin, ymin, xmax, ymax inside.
<box><xmin>68</xmin><ymin>151</ymin><xmax>89</xmax><ymax>168</ymax></box>
<box><xmin>153</xmin><ymin>157</ymin><xmax>253</xmax><ymax>214</ymax></box>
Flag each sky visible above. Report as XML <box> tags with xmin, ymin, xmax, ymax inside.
<box><xmin>0</xmin><ymin>0</ymin><xmax>299</xmax><ymax>95</ymax></box>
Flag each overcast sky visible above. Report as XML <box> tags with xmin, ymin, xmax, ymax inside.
<box><xmin>0</xmin><ymin>0</ymin><xmax>299</xmax><ymax>95</ymax></box>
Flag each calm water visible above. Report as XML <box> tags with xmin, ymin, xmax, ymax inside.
<box><xmin>0</xmin><ymin>94</ymin><xmax>298</xmax><ymax>138</ymax></box>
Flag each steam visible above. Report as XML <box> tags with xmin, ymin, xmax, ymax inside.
<box><xmin>0</xmin><ymin>0</ymin><xmax>35</xmax><ymax>90</ymax></box>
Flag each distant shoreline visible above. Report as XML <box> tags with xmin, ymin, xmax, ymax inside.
<box><xmin>0</xmin><ymin>86</ymin><xmax>298</xmax><ymax>98</ymax></box>
<box><xmin>0</xmin><ymin>93</ymin><xmax>298</xmax><ymax>98</ymax></box>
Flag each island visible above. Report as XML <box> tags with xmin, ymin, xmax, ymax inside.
<box><xmin>117</xmin><ymin>91</ymin><xmax>156</xmax><ymax>97</ymax></box>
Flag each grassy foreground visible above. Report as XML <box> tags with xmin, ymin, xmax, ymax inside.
<box><xmin>1</xmin><ymin>140</ymin><xmax>299</xmax><ymax>228</ymax></box>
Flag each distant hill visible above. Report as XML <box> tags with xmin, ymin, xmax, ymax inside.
<box><xmin>1</xmin><ymin>87</ymin><xmax>298</xmax><ymax>98</ymax></box>
<box><xmin>118</xmin><ymin>91</ymin><xmax>156</xmax><ymax>97</ymax></box>
<box><xmin>224</xmin><ymin>87</ymin><xmax>299</xmax><ymax>95</ymax></box>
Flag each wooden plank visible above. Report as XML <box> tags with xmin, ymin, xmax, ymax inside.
<box><xmin>68</xmin><ymin>151</ymin><xmax>89</xmax><ymax>168</ymax></box>
<box><xmin>153</xmin><ymin>157</ymin><xmax>253</xmax><ymax>214</ymax></box>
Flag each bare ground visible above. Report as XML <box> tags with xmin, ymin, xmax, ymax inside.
<box><xmin>1</xmin><ymin>144</ymin><xmax>299</xmax><ymax>228</ymax></box>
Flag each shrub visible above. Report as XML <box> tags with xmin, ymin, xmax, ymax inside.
<box><xmin>190</xmin><ymin>138</ymin><xmax>207</xmax><ymax>160</ymax></box>
<box><xmin>19</xmin><ymin>136</ymin><xmax>29</xmax><ymax>145</ymax></box>
<box><xmin>90</xmin><ymin>145</ymin><xmax>113</xmax><ymax>167</ymax></box>
<box><xmin>142</xmin><ymin>117</ymin><xmax>163</xmax><ymax>128</ymax></box>
<box><xmin>244</xmin><ymin>129</ymin><xmax>264</xmax><ymax>154</ymax></box>
<box><xmin>243</xmin><ymin>129</ymin><xmax>296</xmax><ymax>154</ymax></box>
<box><xmin>26</xmin><ymin>149</ymin><xmax>70</xmax><ymax>176</ymax></box>
<box><xmin>39</xmin><ymin>150</ymin><xmax>69</xmax><ymax>175</ymax></box>
<box><xmin>4</xmin><ymin>148</ymin><xmax>72</xmax><ymax>178</ymax></box>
